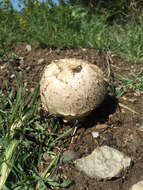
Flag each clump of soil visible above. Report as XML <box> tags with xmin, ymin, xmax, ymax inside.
<box><xmin>0</xmin><ymin>43</ymin><xmax>143</xmax><ymax>190</ymax></box>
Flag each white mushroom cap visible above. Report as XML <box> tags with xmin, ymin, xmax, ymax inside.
<box><xmin>40</xmin><ymin>58</ymin><xmax>108</xmax><ymax>121</ymax></box>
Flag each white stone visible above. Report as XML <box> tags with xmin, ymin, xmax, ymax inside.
<box><xmin>91</xmin><ymin>131</ymin><xmax>99</xmax><ymax>138</ymax></box>
<box><xmin>25</xmin><ymin>44</ymin><xmax>32</xmax><ymax>52</ymax></box>
<box><xmin>130</xmin><ymin>180</ymin><xmax>143</xmax><ymax>190</ymax></box>
<box><xmin>74</xmin><ymin>145</ymin><xmax>131</xmax><ymax>179</ymax></box>
<box><xmin>10</xmin><ymin>74</ymin><xmax>15</xmax><ymax>79</ymax></box>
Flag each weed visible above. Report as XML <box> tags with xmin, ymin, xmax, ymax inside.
<box><xmin>0</xmin><ymin>46</ymin><xmax>72</xmax><ymax>189</ymax></box>
<box><xmin>114</xmin><ymin>70</ymin><xmax>143</xmax><ymax>97</ymax></box>
<box><xmin>110</xmin><ymin>23</ymin><xmax>143</xmax><ymax>63</ymax></box>
<box><xmin>0</xmin><ymin>1</ymin><xmax>143</xmax><ymax>63</ymax></box>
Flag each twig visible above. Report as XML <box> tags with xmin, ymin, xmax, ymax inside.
<box><xmin>111</xmin><ymin>64</ymin><xmax>120</xmax><ymax>70</ymax></box>
<box><xmin>106</xmin><ymin>51</ymin><xmax>114</xmax><ymax>80</ymax></box>
<box><xmin>71</xmin><ymin>126</ymin><xmax>78</xmax><ymax>144</ymax></box>
<box><xmin>106</xmin><ymin>51</ymin><xmax>116</xmax><ymax>96</ymax></box>
<box><xmin>119</xmin><ymin>102</ymin><xmax>139</xmax><ymax>114</ymax></box>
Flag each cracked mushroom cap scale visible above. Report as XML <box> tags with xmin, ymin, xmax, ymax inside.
<box><xmin>40</xmin><ymin>58</ymin><xmax>108</xmax><ymax>120</ymax></box>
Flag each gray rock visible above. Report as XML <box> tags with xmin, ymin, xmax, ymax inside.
<box><xmin>129</xmin><ymin>180</ymin><xmax>143</xmax><ymax>190</ymax></box>
<box><xmin>74</xmin><ymin>145</ymin><xmax>131</xmax><ymax>180</ymax></box>
<box><xmin>62</xmin><ymin>150</ymin><xmax>80</xmax><ymax>163</ymax></box>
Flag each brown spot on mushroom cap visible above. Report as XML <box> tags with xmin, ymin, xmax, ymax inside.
<box><xmin>40</xmin><ymin>58</ymin><xmax>108</xmax><ymax>121</ymax></box>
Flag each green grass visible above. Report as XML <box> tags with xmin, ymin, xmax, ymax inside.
<box><xmin>0</xmin><ymin>83</ymin><xmax>72</xmax><ymax>189</ymax></box>
<box><xmin>0</xmin><ymin>49</ymin><xmax>72</xmax><ymax>189</ymax></box>
<box><xmin>114</xmin><ymin>70</ymin><xmax>143</xmax><ymax>97</ymax></box>
<box><xmin>0</xmin><ymin>1</ymin><xmax>143</xmax><ymax>63</ymax></box>
<box><xmin>109</xmin><ymin>24</ymin><xmax>143</xmax><ymax>63</ymax></box>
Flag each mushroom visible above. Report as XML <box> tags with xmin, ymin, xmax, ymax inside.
<box><xmin>40</xmin><ymin>58</ymin><xmax>108</xmax><ymax>121</ymax></box>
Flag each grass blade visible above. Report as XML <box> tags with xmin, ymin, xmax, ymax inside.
<box><xmin>0</xmin><ymin>140</ymin><xmax>19</xmax><ymax>190</ymax></box>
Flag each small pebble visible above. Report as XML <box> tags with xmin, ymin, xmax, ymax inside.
<box><xmin>62</xmin><ymin>150</ymin><xmax>80</xmax><ymax>163</ymax></box>
<box><xmin>91</xmin><ymin>131</ymin><xmax>99</xmax><ymax>138</ymax></box>
<box><xmin>38</xmin><ymin>58</ymin><xmax>45</xmax><ymax>64</ymax></box>
<box><xmin>10</xmin><ymin>74</ymin><xmax>15</xmax><ymax>79</ymax></box>
<box><xmin>26</xmin><ymin>66</ymin><xmax>31</xmax><ymax>71</ymax></box>
<box><xmin>19</xmin><ymin>56</ymin><xmax>24</xmax><ymax>64</ymax></box>
<box><xmin>25</xmin><ymin>44</ymin><xmax>32</xmax><ymax>52</ymax></box>
<box><xmin>130</xmin><ymin>180</ymin><xmax>143</xmax><ymax>190</ymax></box>
<box><xmin>1</xmin><ymin>64</ymin><xmax>7</xmax><ymax>70</ymax></box>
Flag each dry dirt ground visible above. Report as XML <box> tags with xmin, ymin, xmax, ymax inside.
<box><xmin>0</xmin><ymin>43</ymin><xmax>143</xmax><ymax>190</ymax></box>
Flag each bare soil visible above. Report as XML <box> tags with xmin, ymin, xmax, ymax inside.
<box><xmin>0</xmin><ymin>43</ymin><xmax>143</xmax><ymax>190</ymax></box>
